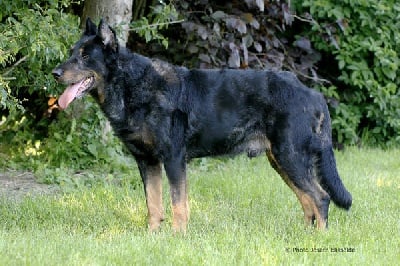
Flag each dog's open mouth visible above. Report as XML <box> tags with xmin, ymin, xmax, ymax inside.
<box><xmin>58</xmin><ymin>76</ymin><xmax>94</xmax><ymax>110</ymax></box>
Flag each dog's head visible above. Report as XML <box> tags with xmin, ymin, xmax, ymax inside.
<box><xmin>52</xmin><ymin>18</ymin><xmax>118</xmax><ymax>110</ymax></box>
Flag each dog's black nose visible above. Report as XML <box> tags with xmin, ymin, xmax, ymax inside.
<box><xmin>52</xmin><ymin>68</ymin><xmax>63</xmax><ymax>79</ymax></box>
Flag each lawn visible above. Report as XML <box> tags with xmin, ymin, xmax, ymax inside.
<box><xmin>0</xmin><ymin>147</ymin><xmax>399</xmax><ymax>265</ymax></box>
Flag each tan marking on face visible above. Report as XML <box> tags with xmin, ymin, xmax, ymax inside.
<box><xmin>90</xmin><ymin>72</ymin><xmax>105</xmax><ymax>103</ymax></box>
<box><xmin>58</xmin><ymin>68</ymin><xmax>91</xmax><ymax>85</ymax></box>
<box><xmin>97</xmin><ymin>89</ymin><xmax>105</xmax><ymax>104</ymax></box>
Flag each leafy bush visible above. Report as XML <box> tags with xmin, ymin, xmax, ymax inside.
<box><xmin>131</xmin><ymin>2</ymin><xmax>182</xmax><ymax>48</ymax></box>
<box><xmin>0</xmin><ymin>1</ymin><xmax>80</xmax><ymax>133</ymax></box>
<box><xmin>131</xmin><ymin>0</ymin><xmax>323</xmax><ymax>82</ymax></box>
<box><xmin>170</xmin><ymin>0</ymin><xmax>323</xmax><ymax>79</ymax></box>
<box><xmin>2</xmin><ymin>97</ymin><xmax>138</xmax><ymax>187</ymax></box>
<box><xmin>299</xmin><ymin>0</ymin><xmax>400</xmax><ymax>146</ymax></box>
<box><xmin>32</xmin><ymin>100</ymin><xmax>138</xmax><ymax>186</ymax></box>
<box><xmin>0</xmin><ymin>1</ymin><xmax>125</xmax><ymax>183</ymax></box>
<box><xmin>0</xmin><ymin>1</ymin><xmax>139</xmax><ymax>187</ymax></box>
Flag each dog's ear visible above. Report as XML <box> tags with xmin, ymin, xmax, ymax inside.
<box><xmin>98</xmin><ymin>19</ymin><xmax>118</xmax><ymax>53</ymax></box>
<box><xmin>84</xmin><ymin>17</ymin><xmax>97</xmax><ymax>36</ymax></box>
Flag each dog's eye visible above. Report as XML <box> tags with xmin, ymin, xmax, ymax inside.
<box><xmin>79</xmin><ymin>46</ymin><xmax>91</xmax><ymax>61</ymax></box>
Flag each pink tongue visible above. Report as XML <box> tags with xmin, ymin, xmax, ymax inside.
<box><xmin>58</xmin><ymin>80</ymin><xmax>84</xmax><ymax>110</ymax></box>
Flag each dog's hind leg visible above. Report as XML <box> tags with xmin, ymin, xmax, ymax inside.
<box><xmin>137</xmin><ymin>159</ymin><xmax>165</xmax><ymax>232</ymax></box>
<box><xmin>266</xmin><ymin>149</ymin><xmax>330</xmax><ymax>229</ymax></box>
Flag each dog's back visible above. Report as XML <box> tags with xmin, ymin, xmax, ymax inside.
<box><xmin>178</xmin><ymin>69</ymin><xmax>323</xmax><ymax>157</ymax></box>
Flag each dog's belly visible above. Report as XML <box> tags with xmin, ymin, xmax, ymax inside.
<box><xmin>234</xmin><ymin>133</ymin><xmax>271</xmax><ymax>157</ymax></box>
<box><xmin>187</xmin><ymin>131</ymin><xmax>270</xmax><ymax>159</ymax></box>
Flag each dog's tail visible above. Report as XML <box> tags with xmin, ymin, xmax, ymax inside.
<box><xmin>317</xmin><ymin>147</ymin><xmax>352</xmax><ymax>210</ymax></box>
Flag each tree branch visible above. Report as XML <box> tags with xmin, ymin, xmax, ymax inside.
<box><xmin>2</xmin><ymin>55</ymin><xmax>28</xmax><ymax>77</ymax></box>
<box><xmin>131</xmin><ymin>19</ymin><xmax>185</xmax><ymax>31</ymax></box>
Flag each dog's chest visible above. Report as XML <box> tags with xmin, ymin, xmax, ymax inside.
<box><xmin>117</xmin><ymin>123</ymin><xmax>157</xmax><ymax>156</ymax></box>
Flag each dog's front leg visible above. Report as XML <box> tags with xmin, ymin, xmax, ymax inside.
<box><xmin>164</xmin><ymin>157</ymin><xmax>189</xmax><ymax>234</ymax></box>
<box><xmin>136</xmin><ymin>159</ymin><xmax>164</xmax><ymax>232</ymax></box>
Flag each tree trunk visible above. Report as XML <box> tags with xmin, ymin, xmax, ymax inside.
<box><xmin>81</xmin><ymin>0</ymin><xmax>133</xmax><ymax>46</ymax></box>
<box><xmin>81</xmin><ymin>0</ymin><xmax>133</xmax><ymax>139</ymax></box>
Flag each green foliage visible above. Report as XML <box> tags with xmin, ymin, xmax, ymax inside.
<box><xmin>132</xmin><ymin>0</ymin><xmax>322</xmax><ymax>82</ymax></box>
<box><xmin>0</xmin><ymin>76</ymin><xmax>21</xmax><ymax>111</ymax></box>
<box><xmin>170</xmin><ymin>0</ymin><xmax>321</xmax><ymax>75</ymax></box>
<box><xmin>0</xmin><ymin>1</ymin><xmax>135</xmax><ymax>184</ymax></box>
<box><xmin>4</xmin><ymin>99</ymin><xmax>138</xmax><ymax>187</ymax></box>
<box><xmin>0</xmin><ymin>1</ymin><xmax>80</xmax><ymax>130</ymax></box>
<box><xmin>130</xmin><ymin>2</ymin><xmax>182</xmax><ymax>48</ymax></box>
<box><xmin>0</xmin><ymin>1</ymin><xmax>102</xmax><ymax>182</ymax></box>
<box><xmin>300</xmin><ymin>0</ymin><xmax>400</xmax><ymax>146</ymax></box>
<box><xmin>0</xmin><ymin>0</ymin><xmax>74</xmax><ymax>20</ymax></box>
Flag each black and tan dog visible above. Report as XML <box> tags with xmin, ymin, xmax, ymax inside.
<box><xmin>52</xmin><ymin>18</ymin><xmax>352</xmax><ymax>233</ymax></box>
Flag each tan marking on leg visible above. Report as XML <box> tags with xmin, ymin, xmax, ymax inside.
<box><xmin>297</xmin><ymin>191</ymin><xmax>327</xmax><ymax>229</ymax></box>
<box><xmin>171</xmin><ymin>199</ymin><xmax>189</xmax><ymax>233</ymax></box>
<box><xmin>266</xmin><ymin>150</ymin><xmax>328</xmax><ymax>229</ymax></box>
<box><xmin>284</xmin><ymin>177</ymin><xmax>328</xmax><ymax>229</ymax></box>
<box><xmin>295</xmin><ymin>190</ymin><xmax>315</xmax><ymax>226</ymax></box>
<box><xmin>170</xmin><ymin>178</ymin><xmax>189</xmax><ymax>234</ymax></box>
<box><xmin>315</xmin><ymin>209</ymin><xmax>327</xmax><ymax>229</ymax></box>
<box><xmin>310</xmin><ymin>180</ymin><xmax>329</xmax><ymax>229</ymax></box>
<box><xmin>144</xmin><ymin>163</ymin><xmax>164</xmax><ymax>232</ymax></box>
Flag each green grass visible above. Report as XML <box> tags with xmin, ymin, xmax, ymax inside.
<box><xmin>1</xmin><ymin>147</ymin><xmax>399</xmax><ymax>265</ymax></box>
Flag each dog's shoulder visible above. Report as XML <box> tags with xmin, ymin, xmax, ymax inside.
<box><xmin>149</xmin><ymin>58</ymin><xmax>185</xmax><ymax>85</ymax></box>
